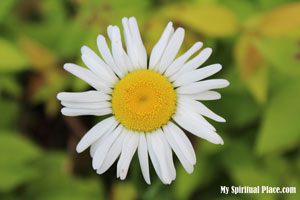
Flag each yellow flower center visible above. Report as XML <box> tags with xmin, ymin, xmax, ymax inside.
<box><xmin>112</xmin><ymin>69</ymin><xmax>176</xmax><ymax>132</ymax></box>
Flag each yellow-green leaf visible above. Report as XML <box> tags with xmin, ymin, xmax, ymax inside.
<box><xmin>234</xmin><ymin>34</ymin><xmax>268</xmax><ymax>103</ymax></box>
<box><xmin>112</xmin><ymin>182</ymin><xmax>137</xmax><ymax>200</ymax></box>
<box><xmin>0</xmin><ymin>38</ymin><xmax>29</xmax><ymax>73</ymax></box>
<box><xmin>244</xmin><ymin>63</ymin><xmax>268</xmax><ymax>104</ymax></box>
<box><xmin>19</xmin><ymin>37</ymin><xmax>58</xmax><ymax>71</ymax></box>
<box><xmin>258</xmin><ymin>2</ymin><xmax>300</xmax><ymax>36</ymax></box>
<box><xmin>162</xmin><ymin>4</ymin><xmax>238</xmax><ymax>37</ymax></box>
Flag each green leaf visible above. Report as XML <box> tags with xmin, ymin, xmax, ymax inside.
<box><xmin>0</xmin><ymin>0</ymin><xmax>17</xmax><ymax>23</ymax></box>
<box><xmin>254</xmin><ymin>37</ymin><xmax>300</xmax><ymax>77</ymax></box>
<box><xmin>0</xmin><ymin>100</ymin><xmax>19</xmax><ymax>129</ymax></box>
<box><xmin>256</xmin><ymin>79</ymin><xmax>300</xmax><ymax>155</ymax></box>
<box><xmin>172</xmin><ymin>144</ymin><xmax>216</xmax><ymax>200</ymax></box>
<box><xmin>24</xmin><ymin>152</ymin><xmax>105</xmax><ymax>200</ymax></box>
<box><xmin>258</xmin><ymin>0</ymin><xmax>294</xmax><ymax>11</ymax></box>
<box><xmin>223</xmin><ymin>138</ymin><xmax>279</xmax><ymax>185</ymax></box>
<box><xmin>162</xmin><ymin>3</ymin><xmax>238</xmax><ymax>37</ymax></box>
<box><xmin>109</xmin><ymin>0</ymin><xmax>152</xmax><ymax>14</ymax></box>
<box><xmin>56</xmin><ymin>20</ymin><xmax>87</xmax><ymax>58</ymax></box>
<box><xmin>221</xmin><ymin>0</ymin><xmax>257</xmax><ymax>22</ymax></box>
<box><xmin>173</xmin><ymin>164</ymin><xmax>200</xmax><ymax>200</ymax></box>
<box><xmin>263</xmin><ymin>156</ymin><xmax>291</xmax><ymax>181</ymax></box>
<box><xmin>0</xmin><ymin>193</ymin><xmax>18</xmax><ymax>200</ymax></box>
<box><xmin>0</xmin><ymin>38</ymin><xmax>29</xmax><ymax>73</ymax></box>
<box><xmin>40</xmin><ymin>0</ymin><xmax>67</xmax><ymax>24</ymax></box>
<box><xmin>222</xmin><ymin>138</ymin><xmax>278</xmax><ymax>200</ymax></box>
<box><xmin>0</xmin><ymin>75</ymin><xmax>21</xmax><ymax>97</ymax></box>
<box><xmin>0</xmin><ymin>131</ymin><xmax>41</xmax><ymax>192</ymax></box>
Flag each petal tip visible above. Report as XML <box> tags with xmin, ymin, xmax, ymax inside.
<box><xmin>92</xmin><ymin>159</ymin><xmax>100</xmax><ymax>170</ymax></box>
<box><xmin>122</xmin><ymin>17</ymin><xmax>129</xmax><ymax>22</ymax></box>
<box><xmin>215</xmin><ymin>63</ymin><xmax>222</xmax><ymax>70</ymax></box>
<box><xmin>97</xmin><ymin>34</ymin><xmax>105</xmax><ymax>41</ymax></box>
<box><xmin>206</xmin><ymin>47</ymin><xmax>213</xmax><ymax>53</ymax></box>
<box><xmin>56</xmin><ymin>92</ymin><xmax>62</xmax><ymax>100</ymax></box>
<box><xmin>177</xmin><ymin>27</ymin><xmax>185</xmax><ymax>34</ymax></box>
<box><xmin>81</xmin><ymin>45</ymin><xmax>88</xmax><ymax>54</ymax></box>
<box><xmin>61</xmin><ymin>108</ymin><xmax>67</xmax><ymax>115</ymax></box>
<box><xmin>63</xmin><ymin>63</ymin><xmax>72</xmax><ymax>71</ymax></box>
<box><xmin>219</xmin><ymin>138</ymin><xmax>224</xmax><ymax>145</ymax></box>
<box><xmin>224</xmin><ymin>80</ymin><xmax>230</xmax><ymax>87</ymax></box>
<box><xmin>76</xmin><ymin>144</ymin><xmax>83</xmax><ymax>153</ymax></box>
<box><xmin>195</xmin><ymin>41</ymin><xmax>203</xmax><ymax>48</ymax></box>
<box><xmin>129</xmin><ymin>16</ymin><xmax>136</xmax><ymax>22</ymax></box>
<box><xmin>220</xmin><ymin>118</ymin><xmax>226</xmax><ymax>123</ymax></box>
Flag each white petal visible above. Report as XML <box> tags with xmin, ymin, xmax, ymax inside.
<box><xmin>80</xmin><ymin>55</ymin><xmax>114</xmax><ymax>85</ymax></box>
<box><xmin>57</xmin><ymin>91</ymin><xmax>111</xmax><ymax>102</ymax></box>
<box><xmin>92</xmin><ymin>124</ymin><xmax>123</xmax><ymax>169</ymax></box>
<box><xmin>176</xmin><ymin>103</ymin><xmax>216</xmax><ymax>131</ymax></box>
<box><xmin>150</xmin><ymin>131</ymin><xmax>172</xmax><ymax>184</ymax></box>
<box><xmin>176</xmin><ymin>79</ymin><xmax>230</xmax><ymax>95</ymax></box>
<box><xmin>116</xmin><ymin>131</ymin><xmax>131</xmax><ymax>178</ymax></box>
<box><xmin>61</xmin><ymin>107</ymin><xmax>112</xmax><ymax>117</ymax></box>
<box><xmin>110</xmin><ymin>26</ymin><xmax>131</xmax><ymax>77</ymax></box>
<box><xmin>173</xmin><ymin>64</ymin><xmax>222</xmax><ymax>87</ymax></box>
<box><xmin>107</xmin><ymin>25</ymin><xmax>113</xmax><ymax>39</ymax></box>
<box><xmin>156</xmin><ymin>28</ymin><xmax>185</xmax><ymax>74</ymax></box>
<box><xmin>146</xmin><ymin>132</ymin><xmax>164</xmax><ymax>183</ymax></box>
<box><xmin>185</xmin><ymin>47</ymin><xmax>212</xmax><ymax>71</ymax></box>
<box><xmin>149</xmin><ymin>22</ymin><xmax>174</xmax><ymax>70</ymax></box>
<box><xmin>178</xmin><ymin>96</ymin><xmax>225</xmax><ymax>122</ymax></box>
<box><xmin>63</xmin><ymin>63</ymin><xmax>112</xmax><ymax>94</ymax></box>
<box><xmin>97</xmin><ymin>35</ymin><xmax>122</xmax><ymax>77</ymax></box>
<box><xmin>117</xmin><ymin>130</ymin><xmax>139</xmax><ymax>180</ymax></box>
<box><xmin>128</xmin><ymin>17</ymin><xmax>147</xmax><ymax>69</ymax></box>
<box><xmin>76</xmin><ymin>116</ymin><xmax>117</xmax><ymax>153</ymax></box>
<box><xmin>90</xmin><ymin>132</ymin><xmax>108</xmax><ymax>158</ymax></box>
<box><xmin>138</xmin><ymin>133</ymin><xmax>151</xmax><ymax>184</ymax></box>
<box><xmin>166</xmin><ymin>122</ymin><xmax>196</xmax><ymax>165</ymax></box>
<box><xmin>122</xmin><ymin>17</ymin><xmax>138</xmax><ymax>71</ymax></box>
<box><xmin>178</xmin><ymin>91</ymin><xmax>221</xmax><ymax>101</ymax></box>
<box><xmin>170</xmin><ymin>48</ymin><xmax>212</xmax><ymax>81</ymax></box>
<box><xmin>61</xmin><ymin>101</ymin><xmax>111</xmax><ymax>110</ymax></box>
<box><xmin>96</xmin><ymin>130</ymin><xmax>127</xmax><ymax>174</ymax></box>
<box><xmin>157</xmin><ymin>129</ymin><xmax>176</xmax><ymax>181</ymax></box>
<box><xmin>89</xmin><ymin>123</ymin><xmax>117</xmax><ymax>158</ymax></box>
<box><xmin>81</xmin><ymin>46</ymin><xmax>118</xmax><ymax>84</ymax></box>
<box><xmin>173</xmin><ymin>108</ymin><xmax>224</xmax><ymax>145</ymax></box>
<box><xmin>164</xmin><ymin>42</ymin><xmax>203</xmax><ymax>77</ymax></box>
<box><xmin>162</xmin><ymin>124</ymin><xmax>194</xmax><ymax>174</ymax></box>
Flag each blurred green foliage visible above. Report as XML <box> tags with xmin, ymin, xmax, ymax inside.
<box><xmin>0</xmin><ymin>0</ymin><xmax>300</xmax><ymax>199</ymax></box>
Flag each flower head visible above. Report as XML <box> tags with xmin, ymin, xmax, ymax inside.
<box><xmin>57</xmin><ymin>17</ymin><xmax>229</xmax><ymax>184</ymax></box>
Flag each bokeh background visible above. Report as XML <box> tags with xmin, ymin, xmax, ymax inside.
<box><xmin>1</xmin><ymin>0</ymin><xmax>300</xmax><ymax>199</ymax></box>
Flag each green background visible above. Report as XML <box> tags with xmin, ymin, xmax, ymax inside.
<box><xmin>1</xmin><ymin>0</ymin><xmax>300</xmax><ymax>199</ymax></box>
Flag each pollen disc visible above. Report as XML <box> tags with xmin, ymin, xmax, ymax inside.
<box><xmin>112</xmin><ymin>69</ymin><xmax>176</xmax><ymax>132</ymax></box>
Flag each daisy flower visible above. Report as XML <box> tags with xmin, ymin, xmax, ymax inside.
<box><xmin>57</xmin><ymin>17</ymin><xmax>229</xmax><ymax>184</ymax></box>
